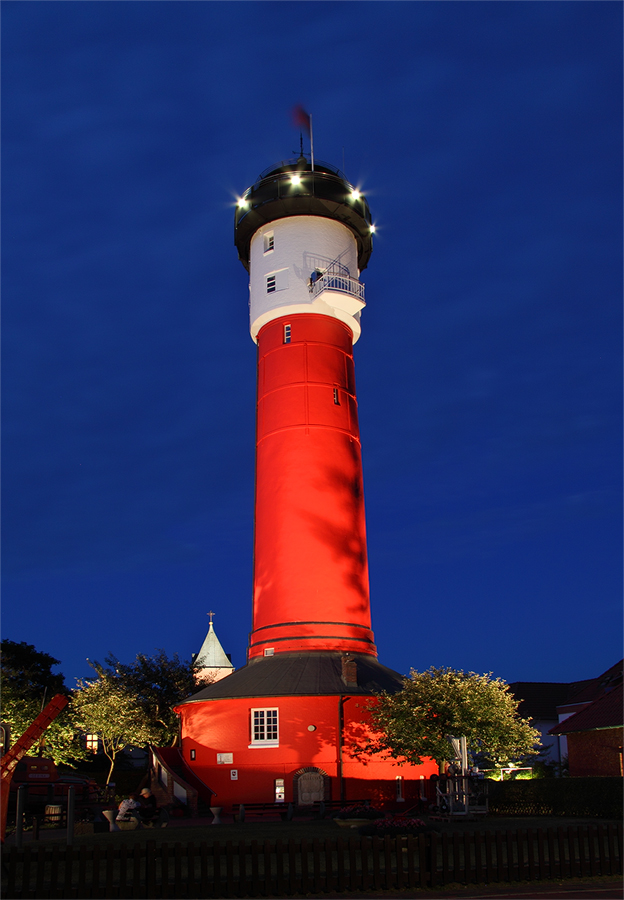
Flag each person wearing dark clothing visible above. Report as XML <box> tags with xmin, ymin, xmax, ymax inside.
<box><xmin>138</xmin><ymin>788</ymin><xmax>159</xmax><ymax>824</ymax></box>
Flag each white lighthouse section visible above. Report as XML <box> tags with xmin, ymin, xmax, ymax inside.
<box><xmin>249</xmin><ymin>216</ymin><xmax>365</xmax><ymax>343</ymax></box>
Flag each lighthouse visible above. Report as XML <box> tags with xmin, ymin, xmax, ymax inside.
<box><xmin>169</xmin><ymin>155</ymin><xmax>437</xmax><ymax>811</ymax></box>
<box><xmin>239</xmin><ymin>155</ymin><xmax>375</xmax><ymax>661</ymax></box>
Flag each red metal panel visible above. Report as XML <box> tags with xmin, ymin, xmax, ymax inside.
<box><xmin>259</xmin><ymin>385</ymin><xmax>307</xmax><ymax>435</ymax></box>
<box><xmin>306</xmin><ymin>344</ymin><xmax>348</xmax><ymax>389</ymax></box>
<box><xmin>263</xmin><ymin>344</ymin><xmax>306</xmax><ymax>394</ymax></box>
<box><xmin>307</xmin><ymin>384</ymin><xmax>350</xmax><ymax>429</ymax></box>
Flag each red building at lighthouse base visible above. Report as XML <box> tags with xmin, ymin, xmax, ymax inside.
<box><xmin>172</xmin><ymin>653</ymin><xmax>437</xmax><ymax>811</ymax></box>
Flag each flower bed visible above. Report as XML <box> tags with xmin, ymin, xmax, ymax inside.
<box><xmin>332</xmin><ymin>805</ymin><xmax>383</xmax><ymax>821</ymax></box>
<box><xmin>359</xmin><ymin>814</ymin><xmax>427</xmax><ymax>836</ymax></box>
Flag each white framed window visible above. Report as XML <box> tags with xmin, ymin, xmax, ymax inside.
<box><xmin>396</xmin><ymin>775</ymin><xmax>405</xmax><ymax>802</ymax></box>
<box><xmin>333</xmin><ymin>387</ymin><xmax>340</xmax><ymax>405</ymax></box>
<box><xmin>85</xmin><ymin>734</ymin><xmax>99</xmax><ymax>754</ymax></box>
<box><xmin>250</xmin><ymin>708</ymin><xmax>279</xmax><ymax>747</ymax></box>
<box><xmin>283</xmin><ymin>325</ymin><xmax>291</xmax><ymax>345</ymax></box>
<box><xmin>264</xmin><ymin>232</ymin><xmax>274</xmax><ymax>253</ymax></box>
<box><xmin>266</xmin><ymin>269</ymin><xmax>289</xmax><ymax>294</ymax></box>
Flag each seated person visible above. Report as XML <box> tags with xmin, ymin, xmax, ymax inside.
<box><xmin>116</xmin><ymin>792</ymin><xmax>140</xmax><ymax>822</ymax></box>
<box><xmin>138</xmin><ymin>787</ymin><xmax>159</xmax><ymax>824</ymax></box>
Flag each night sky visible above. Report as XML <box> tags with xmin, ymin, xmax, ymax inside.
<box><xmin>3</xmin><ymin>1</ymin><xmax>622</xmax><ymax>691</ymax></box>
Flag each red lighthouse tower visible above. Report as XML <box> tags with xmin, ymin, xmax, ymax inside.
<box><xmin>170</xmin><ymin>156</ymin><xmax>436</xmax><ymax>812</ymax></box>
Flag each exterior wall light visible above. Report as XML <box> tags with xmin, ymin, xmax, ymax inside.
<box><xmin>237</xmin><ymin>198</ymin><xmax>247</xmax><ymax>209</ymax></box>
<box><xmin>290</xmin><ymin>174</ymin><xmax>302</xmax><ymax>186</ymax></box>
<box><xmin>350</xmin><ymin>189</ymin><xmax>361</xmax><ymax>200</ymax></box>
<box><xmin>370</xmin><ymin>224</ymin><xmax>376</xmax><ymax>233</ymax></box>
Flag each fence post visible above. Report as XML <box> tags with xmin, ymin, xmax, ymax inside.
<box><xmin>15</xmin><ymin>784</ymin><xmax>26</xmax><ymax>849</ymax></box>
<box><xmin>67</xmin><ymin>785</ymin><xmax>75</xmax><ymax>846</ymax></box>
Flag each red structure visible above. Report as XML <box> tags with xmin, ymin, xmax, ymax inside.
<box><xmin>169</xmin><ymin>156</ymin><xmax>436</xmax><ymax>812</ymax></box>
<box><xmin>0</xmin><ymin>694</ymin><xmax>68</xmax><ymax>841</ymax></box>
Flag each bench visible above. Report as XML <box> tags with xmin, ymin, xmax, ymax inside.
<box><xmin>233</xmin><ymin>799</ymin><xmax>371</xmax><ymax>822</ymax></box>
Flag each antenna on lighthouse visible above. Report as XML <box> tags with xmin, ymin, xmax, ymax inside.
<box><xmin>292</xmin><ymin>105</ymin><xmax>314</xmax><ymax>170</ymax></box>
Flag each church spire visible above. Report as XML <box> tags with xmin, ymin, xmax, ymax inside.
<box><xmin>193</xmin><ymin>613</ymin><xmax>234</xmax><ymax>684</ymax></box>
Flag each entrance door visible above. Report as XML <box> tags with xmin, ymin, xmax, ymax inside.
<box><xmin>297</xmin><ymin>771</ymin><xmax>324</xmax><ymax>805</ymax></box>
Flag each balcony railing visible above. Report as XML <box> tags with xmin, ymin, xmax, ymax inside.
<box><xmin>311</xmin><ymin>273</ymin><xmax>365</xmax><ymax>303</ymax></box>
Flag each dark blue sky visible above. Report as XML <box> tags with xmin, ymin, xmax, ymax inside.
<box><xmin>3</xmin><ymin>1</ymin><xmax>622</xmax><ymax>689</ymax></box>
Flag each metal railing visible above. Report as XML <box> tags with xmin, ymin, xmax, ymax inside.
<box><xmin>304</xmin><ymin>253</ymin><xmax>350</xmax><ymax>278</ymax></box>
<box><xmin>311</xmin><ymin>273</ymin><xmax>365</xmax><ymax>303</ymax></box>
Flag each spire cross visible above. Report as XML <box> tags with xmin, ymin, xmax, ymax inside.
<box><xmin>208</xmin><ymin>610</ymin><xmax>215</xmax><ymax>623</ymax></box>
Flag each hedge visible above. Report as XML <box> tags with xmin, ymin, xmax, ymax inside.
<box><xmin>488</xmin><ymin>776</ymin><xmax>622</xmax><ymax>818</ymax></box>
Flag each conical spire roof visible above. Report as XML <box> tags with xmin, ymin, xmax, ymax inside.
<box><xmin>195</xmin><ymin>621</ymin><xmax>234</xmax><ymax>672</ymax></box>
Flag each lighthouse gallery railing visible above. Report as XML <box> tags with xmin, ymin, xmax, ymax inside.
<box><xmin>311</xmin><ymin>273</ymin><xmax>365</xmax><ymax>303</ymax></box>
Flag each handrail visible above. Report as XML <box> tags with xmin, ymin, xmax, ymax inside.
<box><xmin>311</xmin><ymin>273</ymin><xmax>365</xmax><ymax>303</ymax></box>
<box><xmin>304</xmin><ymin>253</ymin><xmax>350</xmax><ymax>278</ymax></box>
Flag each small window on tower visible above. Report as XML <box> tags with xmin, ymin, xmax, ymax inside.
<box><xmin>283</xmin><ymin>325</ymin><xmax>291</xmax><ymax>344</ymax></box>
<box><xmin>396</xmin><ymin>776</ymin><xmax>404</xmax><ymax>802</ymax></box>
<box><xmin>190</xmin><ymin>749</ymin><xmax>196</xmax><ymax>761</ymax></box>
<box><xmin>333</xmin><ymin>387</ymin><xmax>340</xmax><ymax>405</ymax></box>
<box><xmin>264</xmin><ymin>232</ymin><xmax>274</xmax><ymax>253</ymax></box>
<box><xmin>267</xmin><ymin>274</ymin><xmax>276</xmax><ymax>293</ymax></box>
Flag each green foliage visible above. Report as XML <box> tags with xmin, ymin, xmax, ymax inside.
<box><xmin>94</xmin><ymin>650</ymin><xmax>212</xmax><ymax>746</ymax></box>
<box><xmin>488</xmin><ymin>777</ymin><xmax>623</xmax><ymax>818</ymax></box>
<box><xmin>0</xmin><ymin>640</ymin><xmax>86</xmax><ymax>765</ymax></box>
<box><xmin>364</xmin><ymin>666</ymin><xmax>541</xmax><ymax>767</ymax></box>
<box><xmin>72</xmin><ymin>666</ymin><xmax>162</xmax><ymax>783</ymax></box>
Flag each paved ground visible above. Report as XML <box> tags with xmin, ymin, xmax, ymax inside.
<box><xmin>303</xmin><ymin>879</ymin><xmax>624</xmax><ymax>899</ymax></box>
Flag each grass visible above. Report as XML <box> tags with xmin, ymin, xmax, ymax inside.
<box><xmin>13</xmin><ymin>813</ymin><xmax>621</xmax><ymax>848</ymax></box>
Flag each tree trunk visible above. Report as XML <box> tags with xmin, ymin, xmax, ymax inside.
<box><xmin>104</xmin><ymin>753</ymin><xmax>115</xmax><ymax>785</ymax></box>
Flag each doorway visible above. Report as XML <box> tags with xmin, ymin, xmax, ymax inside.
<box><xmin>297</xmin><ymin>770</ymin><xmax>324</xmax><ymax>804</ymax></box>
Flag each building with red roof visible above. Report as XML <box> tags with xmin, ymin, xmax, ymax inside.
<box><xmin>549</xmin><ymin>660</ymin><xmax>623</xmax><ymax>777</ymax></box>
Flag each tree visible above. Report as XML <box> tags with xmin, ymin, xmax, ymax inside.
<box><xmin>93</xmin><ymin>650</ymin><xmax>213</xmax><ymax>746</ymax></box>
<box><xmin>363</xmin><ymin>666</ymin><xmax>541</xmax><ymax>769</ymax></box>
<box><xmin>72</xmin><ymin>667</ymin><xmax>162</xmax><ymax>784</ymax></box>
<box><xmin>0</xmin><ymin>640</ymin><xmax>86</xmax><ymax>766</ymax></box>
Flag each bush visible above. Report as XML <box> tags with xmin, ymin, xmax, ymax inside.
<box><xmin>488</xmin><ymin>777</ymin><xmax>622</xmax><ymax>818</ymax></box>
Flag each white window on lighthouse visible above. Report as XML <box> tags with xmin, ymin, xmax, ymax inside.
<box><xmin>250</xmin><ymin>708</ymin><xmax>279</xmax><ymax>746</ymax></box>
<box><xmin>264</xmin><ymin>232</ymin><xmax>274</xmax><ymax>253</ymax></box>
<box><xmin>266</xmin><ymin>269</ymin><xmax>289</xmax><ymax>294</ymax></box>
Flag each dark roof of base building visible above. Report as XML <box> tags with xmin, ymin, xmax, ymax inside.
<box><xmin>556</xmin><ymin>659</ymin><xmax>623</xmax><ymax>712</ymax></box>
<box><xmin>549</xmin><ymin>683</ymin><xmax>623</xmax><ymax>735</ymax></box>
<box><xmin>510</xmin><ymin>660</ymin><xmax>624</xmax><ymax>722</ymax></box>
<box><xmin>178</xmin><ymin>653</ymin><xmax>406</xmax><ymax>704</ymax></box>
<box><xmin>509</xmin><ymin>681</ymin><xmax>594</xmax><ymax>720</ymax></box>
